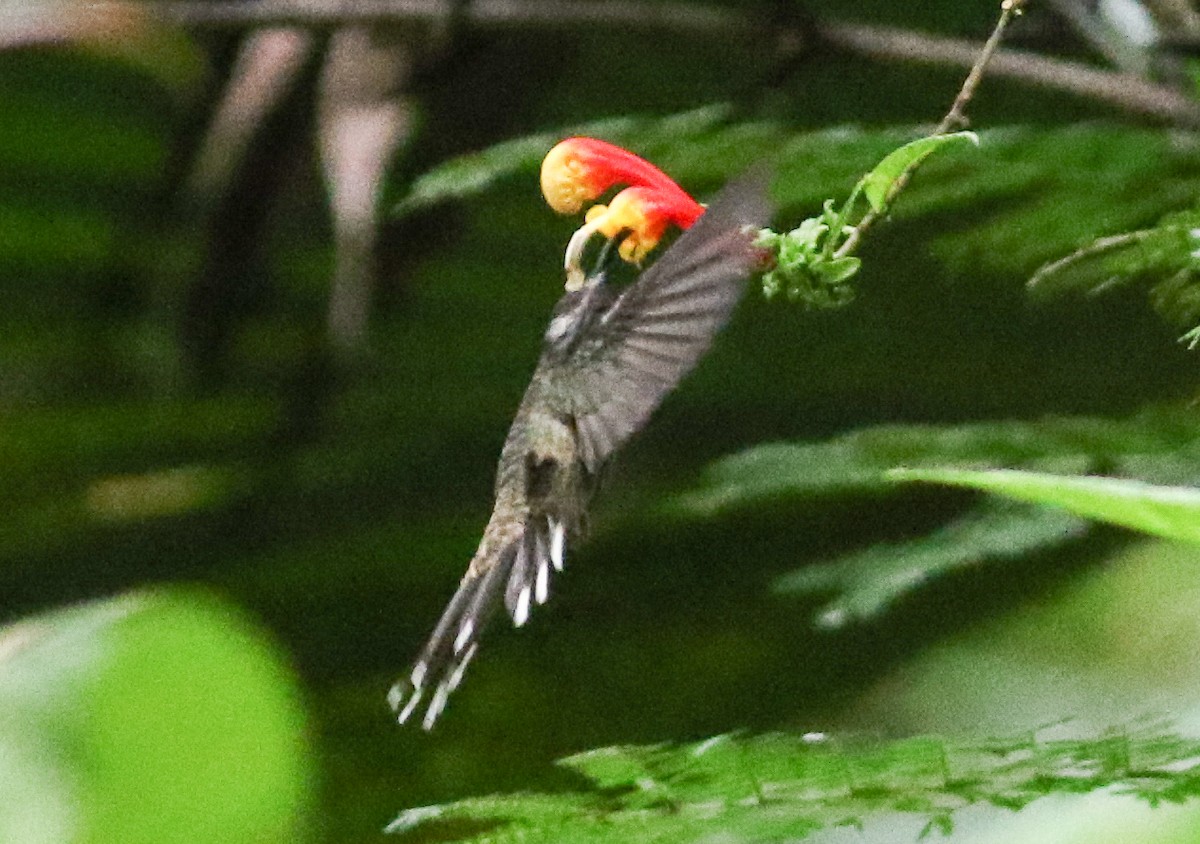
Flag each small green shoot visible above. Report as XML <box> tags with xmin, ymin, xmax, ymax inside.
<box><xmin>1029</xmin><ymin>209</ymin><xmax>1200</xmax><ymax>347</ymax></box>
<box><xmin>755</xmin><ymin>202</ymin><xmax>859</xmax><ymax>308</ymax></box>
<box><xmin>755</xmin><ymin>131</ymin><xmax>979</xmax><ymax>308</ymax></box>
<box><xmin>858</xmin><ymin>131</ymin><xmax>980</xmax><ymax>212</ymax></box>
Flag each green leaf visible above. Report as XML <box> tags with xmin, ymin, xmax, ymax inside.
<box><xmin>774</xmin><ymin>500</ymin><xmax>1088</xmax><ymax>626</ymax></box>
<box><xmin>388</xmin><ymin>728</ymin><xmax>1200</xmax><ymax>843</ymax></box>
<box><xmin>1027</xmin><ymin>210</ymin><xmax>1200</xmax><ymax>336</ymax></box>
<box><xmin>813</xmin><ymin>255</ymin><xmax>861</xmax><ymax>283</ymax></box>
<box><xmin>747</xmin><ymin>126</ymin><xmax>972</xmax><ymax>306</ymax></box>
<box><xmin>672</xmin><ymin>408</ymin><xmax>1200</xmax><ymax>518</ymax></box>
<box><xmin>0</xmin><ymin>589</ymin><xmax>315</xmax><ymax>844</ymax></box>
<box><xmin>889</xmin><ymin>467</ymin><xmax>1200</xmax><ymax>545</ymax></box>
<box><xmin>1027</xmin><ymin>222</ymin><xmax>1200</xmax><ymax>299</ymax></box>
<box><xmin>857</xmin><ymin>131</ymin><xmax>979</xmax><ymax>212</ymax></box>
<box><xmin>672</xmin><ymin>410</ymin><xmax>1200</xmax><ymax>624</ymax></box>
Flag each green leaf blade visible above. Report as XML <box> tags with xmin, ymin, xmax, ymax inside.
<box><xmin>672</xmin><ymin>409</ymin><xmax>1200</xmax><ymax>518</ymax></box>
<box><xmin>773</xmin><ymin>500</ymin><xmax>1089</xmax><ymax>627</ymax></box>
<box><xmin>859</xmin><ymin>131</ymin><xmax>979</xmax><ymax>212</ymax></box>
<box><xmin>0</xmin><ymin>589</ymin><xmax>315</xmax><ymax>844</ymax></box>
<box><xmin>889</xmin><ymin>467</ymin><xmax>1200</xmax><ymax>545</ymax></box>
<box><xmin>388</xmin><ymin>728</ymin><xmax>1200</xmax><ymax>843</ymax></box>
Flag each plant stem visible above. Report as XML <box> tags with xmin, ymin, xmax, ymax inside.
<box><xmin>833</xmin><ymin>0</ymin><xmax>1027</xmax><ymax>260</ymax></box>
<box><xmin>818</xmin><ymin>22</ymin><xmax>1200</xmax><ymax>126</ymax></box>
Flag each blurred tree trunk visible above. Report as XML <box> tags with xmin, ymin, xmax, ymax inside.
<box><xmin>317</xmin><ymin>27</ymin><xmax>416</xmax><ymax>354</ymax></box>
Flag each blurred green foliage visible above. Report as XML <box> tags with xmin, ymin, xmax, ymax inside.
<box><xmin>1029</xmin><ymin>207</ymin><xmax>1200</xmax><ymax>345</ymax></box>
<box><xmin>3</xmin><ymin>0</ymin><xmax>1200</xmax><ymax>842</ymax></box>
<box><xmin>892</xmin><ymin>466</ymin><xmax>1200</xmax><ymax>545</ymax></box>
<box><xmin>0</xmin><ymin>590</ymin><xmax>314</xmax><ymax>843</ymax></box>
<box><xmin>390</xmin><ymin>727</ymin><xmax>1200</xmax><ymax>843</ymax></box>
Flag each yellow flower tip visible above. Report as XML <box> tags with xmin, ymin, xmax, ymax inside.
<box><xmin>540</xmin><ymin>140</ymin><xmax>599</xmax><ymax>215</ymax></box>
<box><xmin>617</xmin><ymin>233</ymin><xmax>657</xmax><ymax>264</ymax></box>
<box><xmin>589</xmin><ymin>187</ymin><xmax>669</xmax><ymax>261</ymax></box>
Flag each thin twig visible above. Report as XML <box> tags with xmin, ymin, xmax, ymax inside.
<box><xmin>938</xmin><ymin>1</ymin><xmax>1022</xmax><ymax>134</ymax></box>
<box><xmin>84</xmin><ymin>0</ymin><xmax>741</xmax><ymax>31</ymax></box>
<box><xmin>818</xmin><ymin>22</ymin><xmax>1200</xmax><ymax>126</ymax></box>
<box><xmin>1026</xmin><ymin>229</ymin><xmax>1155</xmax><ymax>291</ymax></box>
<box><xmin>63</xmin><ymin>0</ymin><xmax>1200</xmax><ymax>126</ymax></box>
<box><xmin>834</xmin><ymin>0</ymin><xmax>1026</xmax><ymax>259</ymax></box>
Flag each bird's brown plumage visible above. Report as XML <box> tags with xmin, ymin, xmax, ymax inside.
<box><xmin>388</xmin><ymin>170</ymin><xmax>773</xmax><ymax>729</ymax></box>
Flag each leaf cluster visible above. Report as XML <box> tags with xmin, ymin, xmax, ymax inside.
<box><xmin>674</xmin><ymin>408</ymin><xmax>1200</xmax><ymax>626</ymax></box>
<box><xmin>395</xmin><ymin>114</ymin><xmax>1200</xmax><ymax>286</ymax></box>
<box><xmin>1030</xmin><ymin>209</ymin><xmax>1200</xmax><ymax>346</ymax></box>
<box><xmin>390</xmin><ymin>727</ymin><xmax>1200</xmax><ymax>843</ymax></box>
<box><xmin>755</xmin><ymin>206</ymin><xmax>860</xmax><ymax>307</ymax></box>
<box><xmin>755</xmin><ymin>131</ymin><xmax>977</xmax><ymax>307</ymax></box>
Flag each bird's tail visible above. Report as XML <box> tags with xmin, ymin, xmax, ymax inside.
<box><xmin>388</xmin><ymin>512</ymin><xmax>568</xmax><ymax>729</ymax></box>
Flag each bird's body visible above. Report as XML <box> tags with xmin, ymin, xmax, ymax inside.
<box><xmin>389</xmin><ymin>171</ymin><xmax>772</xmax><ymax>728</ymax></box>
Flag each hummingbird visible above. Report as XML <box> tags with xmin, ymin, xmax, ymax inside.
<box><xmin>388</xmin><ymin>170</ymin><xmax>773</xmax><ymax>729</ymax></box>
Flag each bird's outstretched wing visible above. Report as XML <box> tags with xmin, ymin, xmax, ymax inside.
<box><xmin>551</xmin><ymin>169</ymin><xmax>774</xmax><ymax>472</ymax></box>
<box><xmin>388</xmin><ymin>169</ymin><xmax>772</xmax><ymax>729</ymax></box>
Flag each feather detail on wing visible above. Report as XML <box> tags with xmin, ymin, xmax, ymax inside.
<box><xmin>564</xmin><ymin>169</ymin><xmax>774</xmax><ymax>472</ymax></box>
<box><xmin>388</xmin><ymin>513</ymin><xmax>568</xmax><ymax>729</ymax></box>
<box><xmin>390</xmin><ymin>168</ymin><xmax>771</xmax><ymax>728</ymax></box>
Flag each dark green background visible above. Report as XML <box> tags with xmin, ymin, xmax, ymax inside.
<box><xmin>2</xmin><ymin>1</ymin><xmax>1199</xmax><ymax>841</ymax></box>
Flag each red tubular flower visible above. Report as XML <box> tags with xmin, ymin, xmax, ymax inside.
<box><xmin>585</xmin><ymin>187</ymin><xmax>675</xmax><ymax>261</ymax></box>
<box><xmin>541</xmin><ymin>137</ymin><xmax>698</xmax><ymax>215</ymax></box>
<box><xmin>541</xmin><ymin>137</ymin><xmax>704</xmax><ymax>288</ymax></box>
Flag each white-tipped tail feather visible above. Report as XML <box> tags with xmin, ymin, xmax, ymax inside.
<box><xmin>389</xmin><ymin>169</ymin><xmax>773</xmax><ymax>729</ymax></box>
<box><xmin>394</xmin><ymin>685</ymin><xmax>424</xmax><ymax>725</ymax></box>
<box><xmin>452</xmin><ymin>619</ymin><xmax>474</xmax><ymax>654</ymax></box>
<box><xmin>550</xmin><ymin>519</ymin><xmax>566</xmax><ymax>571</ymax></box>
<box><xmin>535</xmin><ymin>558</ymin><xmax>550</xmax><ymax>605</ymax></box>
<box><xmin>388</xmin><ymin>513</ymin><xmax>570</xmax><ymax>729</ymax></box>
<box><xmin>422</xmin><ymin>682</ymin><xmax>452</xmax><ymax>731</ymax></box>
<box><xmin>513</xmin><ymin>586</ymin><xmax>532</xmax><ymax>627</ymax></box>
